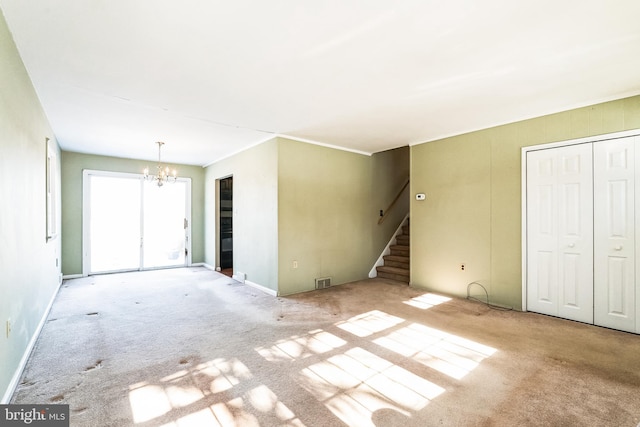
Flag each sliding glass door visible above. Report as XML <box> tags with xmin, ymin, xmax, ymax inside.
<box><xmin>88</xmin><ymin>175</ymin><xmax>142</xmax><ymax>273</ymax></box>
<box><xmin>84</xmin><ymin>171</ymin><xmax>191</xmax><ymax>275</ymax></box>
<box><xmin>142</xmin><ymin>180</ymin><xmax>187</xmax><ymax>268</ymax></box>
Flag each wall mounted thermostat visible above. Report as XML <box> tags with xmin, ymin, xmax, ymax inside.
<box><xmin>416</xmin><ymin>193</ymin><xmax>426</xmax><ymax>201</ymax></box>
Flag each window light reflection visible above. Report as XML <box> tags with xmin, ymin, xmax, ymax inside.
<box><xmin>159</xmin><ymin>407</ymin><xmax>220</xmax><ymax>427</ymax></box>
<box><xmin>130</xmin><ymin>358</ymin><xmax>305</xmax><ymax>426</ymax></box>
<box><xmin>255</xmin><ymin>329</ymin><xmax>346</xmax><ymax>362</ymax></box>
<box><xmin>335</xmin><ymin>310</ymin><xmax>404</xmax><ymax>337</ymax></box>
<box><xmin>374</xmin><ymin>323</ymin><xmax>496</xmax><ymax>380</ymax></box>
<box><xmin>403</xmin><ymin>293</ymin><xmax>452</xmax><ymax>310</ymax></box>
<box><xmin>164</xmin><ymin>385</ymin><xmax>204</xmax><ymax>408</ymax></box>
<box><xmin>297</xmin><ymin>347</ymin><xmax>444</xmax><ymax>427</ymax></box>
<box><xmin>129</xmin><ymin>384</ymin><xmax>172</xmax><ymax>423</ymax></box>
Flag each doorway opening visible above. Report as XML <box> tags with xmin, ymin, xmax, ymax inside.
<box><xmin>219</xmin><ymin>176</ymin><xmax>233</xmax><ymax>277</ymax></box>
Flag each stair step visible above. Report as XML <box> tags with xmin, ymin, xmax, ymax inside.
<box><xmin>384</xmin><ymin>254</ymin><xmax>409</xmax><ymax>262</ymax></box>
<box><xmin>389</xmin><ymin>244</ymin><xmax>409</xmax><ymax>256</ymax></box>
<box><xmin>396</xmin><ymin>235</ymin><xmax>410</xmax><ymax>245</ymax></box>
<box><xmin>376</xmin><ymin>266</ymin><xmax>409</xmax><ymax>282</ymax></box>
<box><xmin>402</xmin><ymin>225</ymin><xmax>410</xmax><ymax>235</ymax></box>
<box><xmin>383</xmin><ymin>255</ymin><xmax>409</xmax><ymax>269</ymax></box>
<box><xmin>384</xmin><ymin>260</ymin><xmax>410</xmax><ymax>269</ymax></box>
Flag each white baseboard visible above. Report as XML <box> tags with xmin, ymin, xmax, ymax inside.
<box><xmin>199</xmin><ymin>264</ymin><xmax>277</xmax><ymax>296</ymax></box>
<box><xmin>62</xmin><ymin>274</ymin><xmax>82</xmax><ymax>280</ymax></box>
<box><xmin>1</xmin><ymin>279</ymin><xmax>62</xmax><ymax>404</ymax></box>
<box><xmin>200</xmin><ymin>263</ymin><xmax>219</xmax><ymax>272</ymax></box>
<box><xmin>246</xmin><ymin>280</ymin><xmax>277</xmax><ymax>296</ymax></box>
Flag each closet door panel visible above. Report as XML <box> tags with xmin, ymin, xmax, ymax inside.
<box><xmin>594</xmin><ymin>137</ymin><xmax>636</xmax><ymax>333</ymax></box>
<box><xmin>556</xmin><ymin>145</ymin><xmax>594</xmax><ymax>322</ymax></box>
<box><xmin>637</xmin><ymin>137</ymin><xmax>640</xmax><ymax>334</ymax></box>
<box><xmin>527</xmin><ymin>144</ymin><xmax>593</xmax><ymax>322</ymax></box>
<box><xmin>527</xmin><ymin>151</ymin><xmax>559</xmax><ymax>316</ymax></box>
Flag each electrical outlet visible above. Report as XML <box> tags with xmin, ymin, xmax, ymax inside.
<box><xmin>6</xmin><ymin>318</ymin><xmax>11</xmax><ymax>339</ymax></box>
<box><xmin>293</xmin><ymin>261</ymin><xmax>298</xmax><ymax>269</ymax></box>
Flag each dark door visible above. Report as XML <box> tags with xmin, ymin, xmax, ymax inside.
<box><xmin>219</xmin><ymin>177</ymin><xmax>233</xmax><ymax>269</ymax></box>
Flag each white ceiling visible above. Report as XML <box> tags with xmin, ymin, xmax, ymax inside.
<box><xmin>2</xmin><ymin>1</ymin><xmax>640</xmax><ymax>166</ymax></box>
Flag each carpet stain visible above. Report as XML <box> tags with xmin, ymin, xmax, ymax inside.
<box><xmin>72</xmin><ymin>407</ymin><xmax>88</xmax><ymax>414</ymax></box>
<box><xmin>545</xmin><ymin>356</ymin><xmax>568</xmax><ymax>365</ymax></box>
<box><xmin>84</xmin><ymin>360</ymin><xmax>103</xmax><ymax>372</ymax></box>
<box><xmin>86</xmin><ymin>312</ymin><xmax>99</xmax><ymax>316</ymax></box>
<box><xmin>50</xmin><ymin>394</ymin><xmax>64</xmax><ymax>402</ymax></box>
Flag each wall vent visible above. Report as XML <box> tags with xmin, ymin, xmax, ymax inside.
<box><xmin>315</xmin><ymin>277</ymin><xmax>332</xmax><ymax>289</ymax></box>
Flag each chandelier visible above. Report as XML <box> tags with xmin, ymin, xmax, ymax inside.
<box><xmin>143</xmin><ymin>141</ymin><xmax>177</xmax><ymax>187</ymax></box>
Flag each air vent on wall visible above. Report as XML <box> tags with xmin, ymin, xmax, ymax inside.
<box><xmin>315</xmin><ymin>277</ymin><xmax>331</xmax><ymax>289</ymax></box>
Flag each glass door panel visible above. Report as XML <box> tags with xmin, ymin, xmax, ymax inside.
<box><xmin>142</xmin><ymin>180</ymin><xmax>187</xmax><ymax>268</ymax></box>
<box><xmin>89</xmin><ymin>175</ymin><xmax>141</xmax><ymax>273</ymax></box>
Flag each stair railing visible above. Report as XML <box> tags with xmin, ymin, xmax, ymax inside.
<box><xmin>378</xmin><ymin>177</ymin><xmax>409</xmax><ymax>224</ymax></box>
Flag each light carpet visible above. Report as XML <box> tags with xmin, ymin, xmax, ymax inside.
<box><xmin>11</xmin><ymin>267</ymin><xmax>640</xmax><ymax>426</ymax></box>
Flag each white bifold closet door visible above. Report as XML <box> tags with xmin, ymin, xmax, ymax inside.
<box><xmin>593</xmin><ymin>138</ymin><xmax>637</xmax><ymax>333</ymax></box>
<box><xmin>526</xmin><ymin>143</ymin><xmax>594</xmax><ymax>324</ymax></box>
<box><xmin>526</xmin><ymin>135</ymin><xmax>640</xmax><ymax>334</ymax></box>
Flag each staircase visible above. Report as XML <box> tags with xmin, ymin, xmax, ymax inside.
<box><xmin>376</xmin><ymin>220</ymin><xmax>410</xmax><ymax>283</ymax></box>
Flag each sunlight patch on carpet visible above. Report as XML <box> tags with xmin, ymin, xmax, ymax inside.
<box><xmin>129</xmin><ymin>383</ymin><xmax>172</xmax><ymax>423</ymax></box>
<box><xmin>403</xmin><ymin>293</ymin><xmax>451</xmax><ymax>310</ymax></box>
<box><xmin>255</xmin><ymin>329</ymin><xmax>346</xmax><ymax>362</ymax></box>
<box><xmin>373</xmin><ymin>323</ymin><xmax>497</xmax><ymax>380</ymax></box>
<box><xmin>246</xmin><ymin>385</ymin><xmax>306</xmax><ymax>425</ymax></box>
<box><xmin>297</xmin><ymin>347</ymin><xmax>444</xmax><ymax>427</ymax></box>
<box><xmin>130</xmin><ymin>358</ymin><xmax>306</xmax><ymax>426</ymax></box>
<box><xmin>335</xmin><ymin>310</ymin><xmax>404</xmax><ymax>337</ymax></box>
<box><xmin>195</xmin><ymin>358</ymin><xmax>252</xmax><ymax>393</ymax></box>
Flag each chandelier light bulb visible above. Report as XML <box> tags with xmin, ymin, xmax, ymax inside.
<box><xmin>143</xmin><ymin>141</ymin><xmax>178</xmax><ymax>187</ymax></box>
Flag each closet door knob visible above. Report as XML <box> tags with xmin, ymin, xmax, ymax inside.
<box><xmin>614</xmin><ymin>245</ymin><xmax>623</xmax><ymax>251</ymax></box>
<box><xmin>568</xmin><ymin>243</ymin><xmax>575</xmax><ymax>248</ymax></box>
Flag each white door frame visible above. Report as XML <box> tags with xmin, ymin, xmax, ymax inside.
<box><xmin>82</xmin><ymin>169</ymin><xmax>192</xmax><ymax>276</ymax></box>
<box><xmin>521</xmin><ymin>128</ymin><xmax>640</xmax><ymax>312</ymax></box>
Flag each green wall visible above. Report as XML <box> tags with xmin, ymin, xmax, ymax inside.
<box><xmin>410</xmin><ymin>95</ymin><xmax>640</xmax><ymax>310</ymax></box>
<box><xmin>204</xmin><ymin>137</ymin><xmax>409</xmax><ymax>295</ymax></box>
<box><xmin>277</xmin><ymin>139</ymin><xmax>373</xmax><ymax>295</ymax></box>
<box><xmin>277</xmin><ymin>140</ymin><xmax>410</xmax><ymax>295</ymax></box>
<box><xmin>204</xmin><ymin>139</ymin><xmax>279</xmax><ymax>291</ymax></box>
<box><xmin>60</xmin><ymin>151</ymin><xmax>206</xmax><ymax>275</ymax></box>
<box><xmin>0</xmin><ymin>9</ymin><xmax>62</xmax><ymax>402</ymax></box>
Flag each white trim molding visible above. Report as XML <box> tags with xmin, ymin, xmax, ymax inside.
<box><xmin>246</xmin><ymin>280</ymin><xmax>277</xmax><ymax>296</ymax></box>
<box><xmin>277</xmin><ymin>134</ymin><xmax>372</xmax><ymax>157</ymax></box>
<box><xmin>200</xmin><ymin>264</ymin><xmax>277</xmax><ymax>296</ymax></box>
